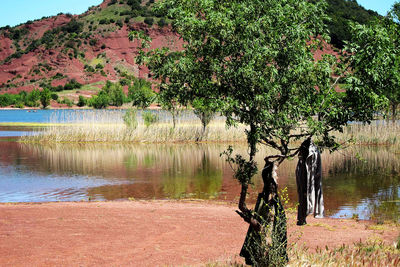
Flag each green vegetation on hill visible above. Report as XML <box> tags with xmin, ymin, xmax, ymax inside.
<box><xmin>0</xmin><ymin>0</ymin><xmax>384</xmax><ymax>95</ymax></box>
<box><xmin>0</xmin><ymin>0</ymin><xmax>169</xmax><ymax>66</ymax></box>
<box><xmin>324</xmin><ymin>0</ymin><xmax>380</xmax><ymax>48</ymax></box>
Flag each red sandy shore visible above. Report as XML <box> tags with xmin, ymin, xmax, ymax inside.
<box><xmin>0</xmin><ymin>201</ymin><xmax>398</xmax><ymax>266</ymax></box>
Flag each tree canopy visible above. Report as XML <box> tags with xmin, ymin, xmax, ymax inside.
<box><xmin>131</xmin><ymin>0</ymin><xmax>383</xmax><ymax>264</ymax></box>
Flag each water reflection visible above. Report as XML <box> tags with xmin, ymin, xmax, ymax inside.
<box><xmin>0</xmin><ymin>141</ymin><xmax>398</xmax><ymax>221</ymax></box>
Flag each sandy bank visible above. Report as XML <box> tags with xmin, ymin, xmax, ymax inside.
<box><xmin>0</xmin><ymin>200</ymin><xmax>398</xmax><ymax>266</ymax></box>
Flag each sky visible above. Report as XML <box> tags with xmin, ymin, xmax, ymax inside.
<box><xmin>0</xmin><ymin>0</ymin><xmax>102</xmax><ymax>28</ymax></box>
<box><xmin>0</xmin><ymin>0</ymin><xmax>397</xmax><ymax>28</ymax></box>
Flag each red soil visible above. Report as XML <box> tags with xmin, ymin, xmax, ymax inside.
<box><xmin>0</xmin><ymin>201</ymin><xmax>398</xmax><ymax>266</ymax></box>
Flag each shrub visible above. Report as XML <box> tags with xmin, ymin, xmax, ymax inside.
<box><xmin>90</xmin><ymin>94</ymin><xmax>109</xmax><ymax>109</ymax></box>
<box><xmin>89</xmin><ymin>39</ymin><xmax>98</xmax><ymax>46</ymax></box>
<box><xmin>119</xmin><ymin>78</ymin><xmax>131</xmax><ymax>86</ymax></box>
<box><xmin>40</xmin><ymin>88</ymin><xmax>51</xmax><ymax>109</ymax></box>
<box><xmin>157</xmin><ymin>18</ymin><xmax>167</xmax><ymax>28</ymax></box>
<box><xmin>61</xmin><ymin>19</ymin><xmax>83</xmax><ymax>33</ymax></box>
<box><xmin>144</xmin><ymin>17</ymin><xmax>154</xmax><ymax>26</ymax></box>
<box><xmin>61</xmin><ymin>98</ymin><xmax>73</xmax><ymax>107</ymax></box>
<box><xmin>15</xmin><ymin>102</ymin><xmax>24</xmax><ymax>109</ymax></box>
<box><xmin>51</xmin><ymin>93</ymin><xmax>58</xmax><ymax>100</ymax></box>
<box><xmin>77</xmin><ymin>95</ymin><xmax>87</xmax><ymax>107</ymax></box>
<box><xmin>99</xmin><ymin>19</ymin><xmax>108</xmax><ymax>25</ymax></box>
<box><xmin>84</xmin><ymin>64</ymin><xmax>95</xmax><ymax>72</ymax></box>
<box><xmin>143</xmin><ymin>111</ymin><xmax>159</xmax><ymax>127</ymax></box>
<box><xmin>128</xmin><ymin>79</ymin><xmax>155</xmax><ymax>109</ymax></box>
<box><xmin>123</xmin><ymin>108</ymin><xmax>138</xmax><ymax>129</ymax></box>
<box><xmin>116</xmin><ymin>20</ymin><xmax>123</xmax><ymax>28</ymax></box>
<box><xmin>63</xmin><ymin>79</ymin><xmax>82</xmax><ymax>90</ymax></box>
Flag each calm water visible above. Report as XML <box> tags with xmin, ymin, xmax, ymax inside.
<box><xmin>0</xmin><ymin>110</ymin><xmax>398</xmax><ymax>221</ymax></box>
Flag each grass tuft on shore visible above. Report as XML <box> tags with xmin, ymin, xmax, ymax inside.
<box><xmin>202</xmin><ymin>240</ymin><xmax>400</xmax><ymax>266</ymax></box>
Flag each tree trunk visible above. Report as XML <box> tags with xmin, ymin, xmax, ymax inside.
<box><xmin>239</xmin><ymin>160</ymin><xmax>288</xmax><ymax>266</ymax></box>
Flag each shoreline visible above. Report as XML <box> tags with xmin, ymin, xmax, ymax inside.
<box><xmin>0</xmin><ymin>200</ymin><xmax>398</xmax><ymax>266</ymax></box>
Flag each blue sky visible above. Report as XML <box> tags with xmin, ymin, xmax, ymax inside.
<box><xmin>357</xmin><ymin>0</ymin><xmax>396</xmax><ymax>16</ymax></box>
<box><xmin>0</xmin><ymin>0</ymin><xmax>397</xmax><ymax>27</ymax></box>
<box><xmin>0</xmin><ymin>0</ymin><xmax>102</xmax><ymax>27</ymax></box>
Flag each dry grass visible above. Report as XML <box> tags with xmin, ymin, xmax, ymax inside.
<box><xmin>287</xmin><ymin>241</ymin><xmax>400</xmax><ymax>266</ymax></box>
<box><xmin>197</xmin><ymin>240</ymin><xmax>400</xmax><ymax>266</ymax></box>
<box><xmin>20</xmin><ymin>110</ymin><xmax>399</xmax><ymax>146</ymax></box>
<box><xmin>20</xmin><ymin>110</ymin><xmax>247</xmax><ymax>143</ymax></box>
<box><xmin>335</xmin><ymin>120</ymin><xmax>400</xmax><ymax>145</ymax></box>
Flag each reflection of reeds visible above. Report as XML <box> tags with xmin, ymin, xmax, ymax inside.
<box><xmin>20</xmin><ymin>110</ymin><xmax>247</xmax><ymax>143</ymax></box>
<box><xmin>334</xmin><ymin>121</ymin><xmax>400</xmax><ymax>145</ymax></box>
<box><xmin>18</xmin><ymin>143</ymin><xmax>229</xmax><ymax>177</ymax></box>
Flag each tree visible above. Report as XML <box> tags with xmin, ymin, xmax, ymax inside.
<box><xmin>40</xmin><ymin>88</ymin><xmax>51</xmax><ymax>109</ymax></box>
<box><xmin>128</xmin><ymin>79</ymin><xmax>156</xmax><ymax>109</ymax></box>
<box><xmin>157</xmin><ymin>92</ymin><xmax>181</xmax><ymax>129</ymax></box>
<box><xmin>192</xmin><ymin>98</ymin><xmax>217</xmax><ymax>133</ymax></box>
<box><xmin>345</xmin><ymin>2</ymin><xmax>400</xmax><ymax>121</ymax></box>
<box><xmin>132</xmin><ymin>0</ymin><xmax>382</xmax><ymax>264</ymax></box>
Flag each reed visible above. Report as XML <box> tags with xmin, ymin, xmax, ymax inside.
<box><xmin>20</xmin><ymin>109</ymin><xmax>248</xmax><ymax>143</ymax></box>
<box><xmin>20</xmin><ymin>110</ymin><xmax>399</xmax><ymax>145</ymax></box>
<box><xmin>334</xmin><ymin>120</ymin><xmax>400</xmax><ymax>145</ymax></box>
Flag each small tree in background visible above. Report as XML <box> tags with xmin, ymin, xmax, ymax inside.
<box><xmin>157</xmin><ymin>90</ymin><xmax>181</xmax><ymax>129</ymax></box>
<box><xmin>128</xmin><ymin>78</ymin><xmax>156</xmax><ymax>109</ymax></box>
<box><xmin>40</xmin><ymin>88</ymin><xmax>51</xmax><ymax>109</ymax></box>
<box><xmin>131</xmin><ymin>0</ymin><xmax>383</xmax><ymax>264</ymax></box>
<box><xmin>192</xmin><ymin>98</ymin><xmax>218</xmax><ymax>133</ymax></box>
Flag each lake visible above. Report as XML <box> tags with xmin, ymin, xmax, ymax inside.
<box><xmin>0</xmin><ymin>109</ymin><xmax>399</xmax><ymax>222</ymax></box>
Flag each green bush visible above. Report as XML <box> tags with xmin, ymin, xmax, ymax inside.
<box><xmin>77</xmin><ymin>95</ymin><xmax>87</xmax><ymax>107</ymax></box>
<box><xmin>40</xmin><ymin>88</ymin><xmax>51</xmax><ymax>108</ymax></box>
<box><xmin>143</xmin><ymin>111</ymin><xmax>159</xmax><ymax>127</ymax></box>
<box><xmin>128</xmin><ymin>79</ymin><xmax>155</xmax><ymax>109</ymax></box>
<box><xmin>61</xmin><ymin>19</ymin><xmax>83</xmax><ymax>34</ymax></box>
<box><xmin>89</xmin><ymin>39</ymin><xmax>98</xmax><ymax>46</ymax></box>
<box><xmin>63</xmin><ymin>79</ymin><xmax>82</xmax><ymax>90</ymax></box>
<box><xmin>99</xmin><ymin>19</ymin><xmax>108</xmax><ymax>25</ymax></box>
<box><xmin>51</xmin><ymin>93</ymin><xmax>58</xmax><ymax>100</ymax></box>
<box><xmin>15</xmin><ymin>102</ymin><xmax>24</xmax><ymax>109</ymax></box>
<box><xmin>123</xmin><ymin>108</ymin><xmax>138</xmax><ymax>129</ymax></box>
<box><xmin>116</xmin><ymin>20</ymin><xmax>123</xmax><ymax>27</ymax></box>
<box><xmin>61</xmin><ymin>98</ymin><xmax>74</xmax><ymax>107</ymax></box>
<box><xmin>144</xmin><ymin>17</ymin><xmax>154</xmax><ymax>26</ymax></box>
<box><xmin>157</xmin><ymin>18</ymin><xmax>167</xmax><ymax>28</ymax></box>
<box><xmin>84</xmin><ymin>64</ymin><xmax>95</xmax><ymax>72</ymax></box>
<box><xmin>24</xmin><ymin>89</ymin><xmax>40</xmax><ymax>107</ymax></box>
<box><xmin>90</xmin><ymin>94</ymin><xmax>109</xmax><ymax>109</ymax></box>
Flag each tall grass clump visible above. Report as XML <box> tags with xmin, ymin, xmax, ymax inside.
<box><xmin>142</xmin><ymin>111</ymin><xmax>159</xmax><ymax>127</ymax></box>
<box><xmin>123</xmin><ymin>108</ymin><xmax>138</xmax><ymax>129</ymax></box>
<box><xmin>334</xmin><ymin>120</ymin><xmax>400</xmax><ymax>145</ymax></box>
<box><xmin>20</xmin><ymin>109</ymin><xmax>247</xmax><ymax>143</ymax></box>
